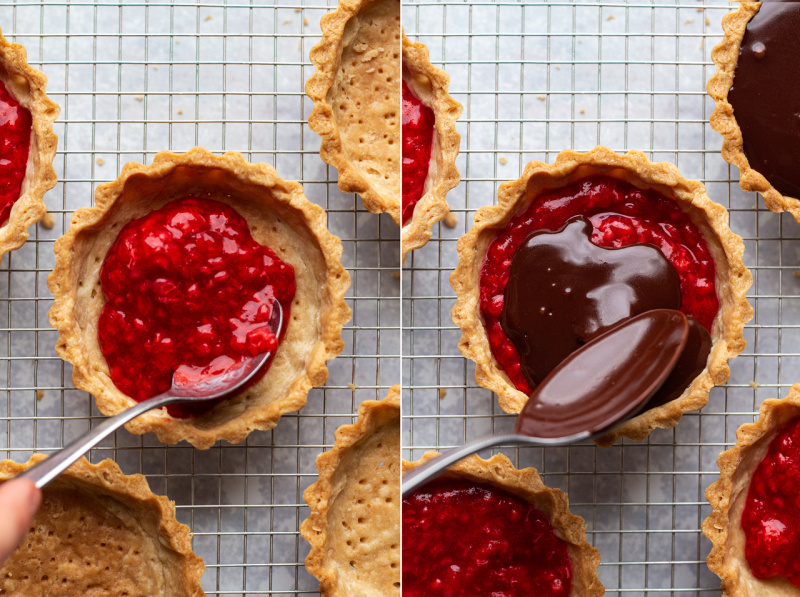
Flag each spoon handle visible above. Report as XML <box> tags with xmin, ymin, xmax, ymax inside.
<box><xmin>17</xmin><ymin>392</ymin><xmax>181</xmax><ymax>488</ymax></box>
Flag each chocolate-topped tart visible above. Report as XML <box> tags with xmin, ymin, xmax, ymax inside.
<box><xmin>709</xmin><ymin>1</ymin><xmax>800</xmax><ymax>221</ymax></box>
<box><xmin>0</xmin><ymin>455</ymin><xmax>205</xmax><ymax>596</ymax></box>
<box><xmin>301</xmin><ymin>386</ymin><xmax>400</xmax><ymax>597</ymax></box>
<box><xmin>49</xmin><ymin>148</ymin><xmax>351</xmax><ymax>449</ymax></box>
<box><xmin>403</xmin><ymin>452</ymin><xmax>603</xmax><ymax>596</ymax></box>
<box><xmin>451</xmin><ymin>146</ymin><xmax>752</xmax><ymax>446</ymax></box>
<box><xmin>0</xmin><ymin>28</ymin><xmax>59</xmax><ymax>260</ymax></box>
<box><xmin>704</xmin><ymin>384</ymin><xmax>800</xmax><ymax>595</ymax></box>
<box><xmin>307</xmin><ymin>0</ymin><xmax>401</xmax><ymax>225</ymax></box>
<box><xmin>401</xmin><ymin>32</ymin><xmax>462</xmax><ymax>261</ymax></box>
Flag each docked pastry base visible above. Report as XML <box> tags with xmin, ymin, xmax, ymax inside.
<box><xmin>451</xmin><ymin>146</ymin><xmax>752</xmax><ymax>446</ymax></box>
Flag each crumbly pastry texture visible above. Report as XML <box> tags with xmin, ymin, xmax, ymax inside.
<box><xmin>403</xmin><ymin>452</ymin><xmax>604</xmax><ymax>597</ymax></box>
<box><xmin>307</xmin><ymin>0</ymin><xmax>401</xmax><ymax>225</ymax></box>
<box><xmin>0</xmin><ymin>27</ymin><xmax>59</xmax><ymax>260</ymax></box>
<box><xmin>0</xmin><ymin>454</ymin><xmax>205</xmax><ymax>597</ymax></box>
<box><xmin>401</xmin><ymin>32</ymin><xmax>462</xmax><ymax>262</ymax></box>
<box><xmin>703</xmin><ymin>384</ymin><xmax>800</xmax><ymax>596</ymax></box>
<box><xmin>451</xmin><ymin>146</ymin><xmax>752</xmax><ymax>446</ymax></box>
<box><xmin>707</xmin><ymin>3</ymin><xmax>800</xmax><ymax>221</ymax></box>
<box><xmin>48</xmin><ymin>147</ymin><xmax>351</xmax><ymax>449</ymax></box>
<box><xmin>301</xmin><ymin>385</ymin><xmax>400</xmax><ymax>597</ymax></box>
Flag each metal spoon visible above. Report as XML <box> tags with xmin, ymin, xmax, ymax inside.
<box><xmin>402</xmin><ymin>309</ymin><xmax>689</xmax><ymax>496</ymax></box>
<box><xmin>18</xmin><ymin>303</ymin><xmax>283</xmax><ymax>488</ymax></box>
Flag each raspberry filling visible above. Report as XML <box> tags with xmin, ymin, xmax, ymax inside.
<box><xmin>480</xmin><ymin>176</ymin><xmax>719</xmax><ymax>394</ymax></box>
<box><xmin>742</xmin><ymin>417</ymin><xmax>800</xmax><ymax>586</ymax></box>
<box><xmin>97</xmin><ymin>197</ymin><xmax>295</xmax><ymax>418</ymax></box>
<box><xmin>0</xmin><ymin>80</ymin><xmax>32</xmax><ymax>224</ymax></box>
<box><xmin>403</xmin><ymin>478</ymin><xmax>573</xmax><ymax>596</ymax></box>
<box><xmin>402</xmin><ymin>79</ymin><xmax>434</xmax><ymax>225</ymax></box>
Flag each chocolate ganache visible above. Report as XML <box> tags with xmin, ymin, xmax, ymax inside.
<box><xmin>728</xmin><ymin>0</ymin><xmax>800</xmax><ymax>199</ymax></box>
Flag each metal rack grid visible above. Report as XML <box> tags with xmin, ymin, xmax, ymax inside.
<box><xmin>0</xmin><ymin>1</ymin><xmax>400</xmax><ymax>595</ymax></box>
<box><xmin>403</xmin><ymin>1</ymin><xmax>790</xmax><ymax>594</ymax></box>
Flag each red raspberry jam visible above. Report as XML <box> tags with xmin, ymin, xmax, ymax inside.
<box><xmin>742</xmin><ymin>417</ymin><xmax>800</xmax><ymax>586</ymax></box>
<box><xmin>480</xmin><ymin>176</ymin><xmax>719</xmax><ymax>394</ymax></box>
<box><xmin>97</xmin><ymin>197</ymin><xmax>295</xmax><ymax>417</ymax></box>
<box><xmin>0</xmin><ymin>80</ymin><xmax>32</xmax><ymax>224</ymax></box>
<box><xmin>402</xmin><ymin>79</ymin><xmax>435</xmax><ymax>225</ymax></box>
<box><xmin>403</xmin><ymin>478</ymin><xmax>573</xmax><ymax>597</ymax></box>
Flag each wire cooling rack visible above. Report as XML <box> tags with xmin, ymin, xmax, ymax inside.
<box><xmin>0</xmin><ymin>1</ymin><xmax>400</xmax><ymax>595</ymax></box>
<box><xmin>402</xmin><ymin>1</ymin><xmax>797</xmax><ymax>594</ymax></box>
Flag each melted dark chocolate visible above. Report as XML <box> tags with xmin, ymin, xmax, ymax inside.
<box><xmin>728</xmin><ymin>0</ymin><xmax>800</xmax><ymax>198</ymax></box>
<box><xmin>501</xmin><ymin>216</ymin><xmax>682</xmax><ymax>388</ymax></box>
<box><xmin>515</xmin><ymin>309</ymin><xmax>689</xmax><ymax>439</ymax></box>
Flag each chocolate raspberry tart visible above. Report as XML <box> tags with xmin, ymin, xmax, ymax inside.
<box><xmin>307</xmin><ymin>0</ymin><xmax>401</xmax><ymax>224</ymax></box>
<box><xmin>403</xmin><ymin>452</ymin><xmax>603</xmax><ymax>597</ymax></box>
<box><xmin>301</xmin><ymin>386</ymin><xmax>400</xmax><ymax>597</ymax></box>
<box><xmin>48</xmin><ymin>148</ymin><xmax>351</xmax><ymax>449</ymax></box>
<box><xmin>0</xmin><ymin>28</ymin><xmax>59</xmax><ymax>259</ymax></box>
<box><xmin>704</xmin><ymin>384</ymin><xmax>800</xmax><ymax>595</ymax></box>
<box><xmin>451</xmin><ymin>147</ymin><xmax>751</xmax><ymax>445</ymax></box>
<box><xmin>0</xmin><ymin>455</ymin><xmax>205</xmax><ymax>596</ymax></box>
<box><xmin>402</xmin><ymin>32</ymin><xmax>461</xmax><ymax>261</ymax></box>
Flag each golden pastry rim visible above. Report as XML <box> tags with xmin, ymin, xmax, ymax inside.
<box><xmin>401</xmin><ymin>31</ymin><xmax>462</xmax><ymax>262</ymax></box>
<box><xmin>403</xmin><ymin>452</ymin><xmax>604</xmax><ymax>597</ymax></box>
<box><xmin>450</xmin><ymin>146</ymin><xmax>753</xmax><ymax>446</ymax></box>
<box><xmin>301</xmin><ymin>385</ymin><xmax>401</xmax><ymax>597</ymax></box>
<box><xmin>48</xmin><ymin>147</ymin><xmax>352</xmax><ymax>449</ymax></box>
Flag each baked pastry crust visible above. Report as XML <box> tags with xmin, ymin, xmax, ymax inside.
<box><xmin>306</xmin><ymin>0</ymin><xmax>401</xmax><ymax>225</ymax></box>
<box><xmin>48</xmin><ymin>147</ymin><xmax>351</xmax><ymax>449</ymax></box>
<box><xmin>0</xmin><ymin>454</ymin><xmax>205</xmax><ymax>596</ymax></box>
<box><xmin>0</xmin><ymin>27</ymin><xmax>59</xmax><ymax>260</ymax></box>
<box><xmin>301</xmin><ymin>385</ymin><xmax>400</xmax><ymax>597</ymax></box>
<box><xmin>703</xmin><ymin>384</ymin><xmax>800</xmax><ymax>596</ymax></box>
<box><xmin>707</xmin><ymin>3</ymin><xmax>800</xmax><ymax>221</ymax></box>
<box><xmin>403</xmin><ymin>452</ymin><xmax>604</xmax><ymax>596</ymax></box>
<box><xmin>451</xmin><ymin>146</ymin><xmax>752</xmax><ymax>446</ymax></box>
<box><xmin>401</xmin><ymin>32</ymin><xmax>462</xmax><ymax>262</ymax></box>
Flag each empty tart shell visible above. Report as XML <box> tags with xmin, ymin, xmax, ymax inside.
<box><xmin>451</xmin><ymin>146</ymin><xmax>752</xmax><ymax>446</ymax></box>
<box><xmin>0</xmin><ymin>27</ymin><xmax>59</xmax><ymax>260</ymax></box>
<box><xmin>306</xmin><ymin>0</ymin><xmax>401</xmax><ymax>224</ymax></box>
<box><xmin>48</xmin><ymin>147</ymin><xmax>351</xmax><ymax>449</ymax></box>
<box><xmin>401</xmin><ymin>32</ymin><xmax>462</xmax><ymax>261</ymax></box>
<box><xmin>403</xmin><ymin>452</ymin><xmax>604</xmax><ymax>596</ymax></box>
<box><xmin>0</xmin><ymin>455</ymin><xmax>204</xmax><ymax>596</ymax></box>
<box><xmin>301</xmin><ymin>385</ymin><xmax>400</xmax><ymax>596</ymax></box>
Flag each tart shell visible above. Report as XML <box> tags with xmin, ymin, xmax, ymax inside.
<box><xmin>306</xmin><ymin>0</ymin><xmax>401</xmax><ymax>225</ymax></box>
<box><xmin>451</xmin><ymin>146</ymin><xmax>752</xmax><ymax>446</ymax></box>
<box><xmin>0</xmin><ymin>27</ymin><xmax>59</xmax><ymax>260</ymax></box>
<box><xmin>301</xmin><ymin>385</ymin><xmax>400</xmax><ymax>597</ymax></box>
<box><xmin>403</xmin><ymin>452</ymin><xmax>604</xmax><ymax>597</ymax></box>
<box><xmin>703</xmin><ymin>384</ymin><xmax>800</xmax><ymax>596</ymax></box>
<box><xmin>0</xmin><ymin>454</ymin><xmax>205</xmax><ymax>596</ymax></box>
<box><xmin>401</xmin><ymin>32</ymin><xmax>462</xmax><ymax>262</ymax></box>
<box><xmin>48</xmin><ymin>147</ymin><xmax>351</xmax><ymax>449</ymax></box>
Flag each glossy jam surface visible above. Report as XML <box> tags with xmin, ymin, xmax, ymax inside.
<box><xmin>742</xmin><ymin>417</ymin><xmax>800</xmax><ymax>586</ymax></box>
<box><xmin>480</xmin><ymin>176</ymin><xmax>719</xmax><ymax>394</ymax></box>
<box><xmin>402</xmin><ymin>79</ymin><xmax>434</xmax><ymax>225</ymax></box>
<box><xmin>403</xmin><ymin>479</ymin><xmax>573</xmax><ymax>597</ymax></box>
<box><xmin>98</xmin><ymin>197</ymin><xmax>295</xmax><ymax>417</ymax></box>
<box><xmin>0</xmin><ymin>80</ymin><xmax>32</xmax><ymax>224</ymax></box>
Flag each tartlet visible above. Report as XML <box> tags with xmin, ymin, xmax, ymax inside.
<box><xmin>0</xmin><ymin>455</ymin><xmax>204</xmax><ymax>596</ymax></box>
<box><xmin>306</xmin><ymin>0</ymin><xmax>401</xmax><ymax>224</ymax></box>
<box><xmin>401</xmin><ymin>32</ymin><xmax>462</xmax><ymax>261</ymax></box>
<box><xmin>704</xmin><ymin>384</ymin><xmax>800</xmax><ymax>595</ymax></box>
<box><xmin>48</xmin><ymin>147</ymin><xmax>351</xmax><ymax>449</ymax></box>
<box><xmin>451</xmin><ymin>146</ymin><xmax>752</xmax><ymax>446</ymax></box>
<box><xmin>403</xmin><ymin>452</ymin><xmax>603</xmax><ymax>596</ymax></box>
<box><xmin>0</xmin><ymin>27</ymin><xmax>59</xmax><ymax>259</ymax></box>
<box><xmin>301</xmin><ymin>385</ymin><xmax>400</xmax><ymax>597</ymax></box>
